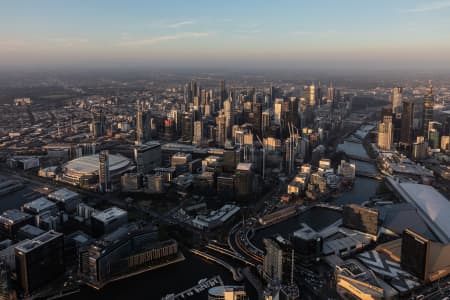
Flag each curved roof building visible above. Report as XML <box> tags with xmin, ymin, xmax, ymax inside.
<box><xmin>60</xmin><ymin>154</ymin><xmax>134</xmax><ymax>186</ymax></box>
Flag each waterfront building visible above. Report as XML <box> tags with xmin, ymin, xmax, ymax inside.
<box><xmin>82</xmin><ymin>229</ymin><xmax>182</xmax><ymax>289</ymax></box>
<box><xmin>262</xmin><ymin>235</ymin><xmax>294</xmax><ymax>284</ymax></box>
<box><xmin>343</xmin><ymin>204</ymin><xmax>379</xmax><ymax>236</ymax></box>
<box><xmin>337</xmin><ymin>160</ymin><xmax>355</xmax><ymax>181</ymax></box>
<box><xmin>377</xmin><ymin>111</ymin><xmax>393</xmax><ymax>150</ymax></box>
<box><xmin>15</xmin><ymin>231</ymin><xmax>64</xmax><ymax>295</ymax></box>
<box><xmin>191</xmin><ymin>204</ymin><xmax>240</xmax><ymax>231</ymax></box>
<box><xmin>208</xmin><ymin>286</ymin><xmax>248</xmax><ymax>300</ymax></box>
<box><xmin>291</xmin><ymin>223</ymin><xmax>323</xmax><ymax>263</ymax></box>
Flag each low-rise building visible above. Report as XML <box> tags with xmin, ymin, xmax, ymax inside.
<box><xmin>191</xmin><ymin>205</ymin><xmax>240</xmax><ymax>231</ymax></box>
<box><xmin>91</xmin><ymin>207</ymin><xmax>128</xmax><ymax>236</ymax></box>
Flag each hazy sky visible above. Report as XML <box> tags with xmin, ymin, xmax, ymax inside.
<box><xmin>1</xmin><ymin>0</ymin><xmax>450</xmax><ymax>70</ymax></box>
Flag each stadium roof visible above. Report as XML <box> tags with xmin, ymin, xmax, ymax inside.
<box><xmin>388</xmin><ymin>177</ymin><xmax>450</xmax><ymax>243</ymax></box>
<box><xmin>64</xmin><ymin>154</ymin><xmax>131</xmax><ymax>175</ymax></box>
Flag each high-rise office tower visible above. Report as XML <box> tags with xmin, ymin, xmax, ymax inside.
<box><xmin>327</xmin><ymin>82</ymin><xmax>335</xmax><ymax>104</ymax></box>
<box><xmin>392</xmin><ymin>86</ymin><xmax>403</xmax><ymax>114</ymax></box>
<box><xmin>136</xmin><ymin>104</ymin><xmax>151</xmax><ymax>144</ymax></box>
<box><xmin>219</xmin><ymin>80</ymin><xmax>226</xmax><ymax>108</ymax></box>
<box><xmin>262</xmin><ymin>110</ymin><xmax>270</xmax><ymax>135</ymax></box>
<box><xmin>224</xmin><ymin>97</ymin><xmax>234</xmax><ymax>139</ymax></box>
<box><xmin>252</xmin><ymin>103</ymin><xmax>262</xmax><ymax>135</ymax></box>
<box><xmin>400</xmin><ymin>100</ymin><xmax>415</xmax><ymax>147</ymax></box>
<box><xmin>181</xmin><ymin>111</ymin><xmax>194</xmax><ymax>142</ymax></box>
<box><xmin>134</xmin><ymin>142</ymin><xmax>161</xmax><ymax>174</ymax></box>
<box><xmin>235</xmin><ymin>163</ymin><xmax>253</xmax><ymax>198</ymax></box>
<box><xmin>190</xmin><ymin>80</ymin><xmax>198</xmax><ymax>98</ymax></box>
<box><xmin>170</xmin><ymin>109</ymin><xmax>181</xmax><ymax>137</ymax></box>
<box><xmin>15</xmin><ymin>231</ymin><xmax>64</xmax><ymax>295</ymax></box>
<box><xmin>90</xmin><ymin>110</ymin><xmax>107</xmax><ymax>137</ymax></box>
<box><xmin>309</xmin><ymin>83</ymin><xmax>316</xmax><ymax>106</ymax></box>
<box><xmin>99</xmin><ymin>150</ymin><xmax>110</xmax><ymax>192</ymax></box>
<box><xmin>193</xmin><ymin>120</ymin><xmax>203</xmax><ymax>145</ymax></box>
<box><xmin>262</xmin><ymin>235</ymin><xmax>294</xmax><ymax>284</ymax></box>
<box><xmin>216</xmin><ymin>113</ymin><xmax>226</xmax><ymax>147</ymax></box>
<box><xmin>287</xmin><ymin>97</ymin><xmax>300</xmax><ymax>129</ymax></box>
<box><xmin>274</xmin><ymin>98</ymin><xmax>284</xmax><ymax>125</ymax></box>
<box><xmin>412</xmin><ymin>136</ymin><xmax>428</xmax><ymax>161</ymax></box>
<box><xmin>423</xmin><ymin>85</ymin><xmax>434</xmax><ymax>137</ymax></box>
<box><xmin>428</xmin><ymin>121</ymin><xmax>441</xmax><ymax>149</ymax></box>
<box><xmin>377</xmin><ymin>111</ymin><xmax>394</xmax><ymax>150</ymax></box>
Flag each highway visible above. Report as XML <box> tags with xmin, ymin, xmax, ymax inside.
<box><xmin>190</xmin><ymin>249</ymin><xmax>243</xmax><ymax>282</ymax></box>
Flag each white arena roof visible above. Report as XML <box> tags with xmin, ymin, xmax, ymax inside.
<box><xmin>64</xmin><ymin>154</ymin><xmax>132</xmax><ymax>175</ymax></box>
<box><xmin>388</xmin><ymin>177</ymin><xmax>450</xmax><ymax>243</ymax></box>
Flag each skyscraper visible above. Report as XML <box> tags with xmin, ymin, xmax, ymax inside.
<box><xmin>327</xmin><ymin>82</ymin><xmax>335</xmax><ymax>104</ymax></box>
<box><xmin>400</xmin><ymin>100</ymin><xmax>415</xmax><ymax>147</ymax></box>
<box><xmin>392</xmin><ymin>86</ymin><xmax>403</xmax><ymax>114</ymax></box>
<box><xmin>377</xmin><ymin>109</ymin><xmax>394</xmax><ymax>150</ymax></box>
<box><xmin>181</xmin><ymin>111</ymin><xmax>194</xmax><ymax>143</ymax></box>
<box><xmin>136</xmin><ymin>104</ymin><xmax>151</xmax><ymax>144</ymax></box>
<box><xmin>99</xmin><ymin>150</ymin><xmax>110</xmax><ymax>192</ymax></box>
<box><xmin>423</xmin><ymin>85</ymin><xmax>434</xmax><ymax>138</ymax></box>
<box><xmin>262</xmin><ymin>235</ymin><xmax>294</xmax><ymax>284</ymax></box>
<box><xmin>219</xmin><ymin>79</ymin><xmax>226</xmax><ymax>107</ymax></box>
<box><xmin>216</xmin><ymin>113</ymin><xmax>226</xmax><ymax>147</ymax></box>
<box><xmin>274</xmin><ymin>98</ymin><xmax>283</xmax><ymax>125</ymax></box>
<box><xmin>193</xmin><ymin>120</ymin><xmax>203</xmax><ymax>145</ymax></box>
<box><xmin>308</xmin><ymin>83</ymin><xmax>316</xmax><ymax>106</ymax></box>
<box><xmin>427</xmin><ymin>121</ymin><xmax>441</xmax><ymax>149</ymax></box>
<box><xmin>223</xmin><ymin>97</ymin><xmax>234</xmax><ymax>139</ymax></box>
<box><xmin>90</xmin><ymin>110</ymin><xmax>107</xmax><ymax>137</ymax></box>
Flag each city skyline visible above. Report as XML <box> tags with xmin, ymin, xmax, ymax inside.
<box><xmin>1</xmin><ymin>0</ymin><xmax>450</xmax><ymax>70</ymax></box>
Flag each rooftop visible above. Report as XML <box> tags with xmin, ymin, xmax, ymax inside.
<box><xmin>92</xmin><ymin>206</ymin><xmax>127</xmax><ymax>223</ymax></box>
<box><xmin>23</xmin><ymin>197</ymin><xmax>56</xmax><ymax>212</ymax></box>
<box><xmin>15</xmin><ymin>230</ymin><xmax>62</xmax><ymax>253</ymax></box>
<box><xmin>388</xmin><ymin>177</ymin><xmax>450</xmax><ymax>243</ymax></box>
<box><xmin>293</xmin><ymin>223</ymin><xmax>319</xmax><ymax>241</ymax></box>
<box><xmin>18</xmin><ymin>224</ymin><xmax>45</xmax><ymax>237</ymax></box>
<box><xmin>0</xmin><ymin>209</ymin><xmax>32</xmax><ymax>224</ymax></box>
<box><xmin>236</xmin><ymin>162</ymin><xmax>252</xmax><ymax>171</ymax></box>
<box><xmin>48</xmin><ymin>188</ymin><xmax>79</xmax><ymax>202</ymax></box>
<box><xmin>63</xmin><ymin>153</ymin><xmax>132</xmax><ymax>175</ymax></box>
